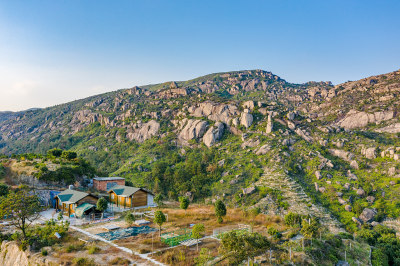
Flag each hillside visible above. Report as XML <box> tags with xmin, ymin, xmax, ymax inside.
<box><xmin>1</xmin><ymin>69</ymin><xmax>400</xmax><ymax>233</ymax></box>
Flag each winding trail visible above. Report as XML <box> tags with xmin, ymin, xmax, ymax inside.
<box><xmin>70</xmin><ymin>225</ymin><xmax>164</xmax><ymax>266</ymax></box>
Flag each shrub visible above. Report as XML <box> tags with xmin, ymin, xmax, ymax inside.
<box><xmin>41</xmin><ymin>248</ymin><xmax>48</xmax><ymax>256</ymax></box>
<box><xmin>110</xmin><ymin>257</ymin><xmax>130</xmax><ymax>265</ymax></box>
<box><xmin>267</xmin><ymin>227</ymin><xmax>282</xmax><ymax>239</ymax></box>
<box><xmin>72</xmin><ymin>257</ymin><xmax>96</xmax><ymax>266</ymax></box>
<box><xmin>284</xmin><ymin>212</ymin><xmax>302</xmax><ymax>227</ymax></box>
<box><xmin>87</xmin><ymin>245</ymin><xmax>100</xmax><ymax>254</ymax></box>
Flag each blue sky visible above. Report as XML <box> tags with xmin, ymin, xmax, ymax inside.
<box><xmin>0</xmin><ymin>1</ymin><xmax>399</xmax><ymax>111</ymax></box>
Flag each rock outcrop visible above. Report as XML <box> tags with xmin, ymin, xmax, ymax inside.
<box><xmin>329</xmin><ymin>149</ymin><xmax>354</xmax><ymax>162</ymax></box>
<box><xmin>203</xmin><ymin>122</ymin><xmax>224</xmax><ymax>147</ymax></box>
<box><xmin>338</xmin><ymin>110</ymin><xmax>394</xmax><ymax>129</ymax></box>
<box><xmin>240</xmin><ymin>111</ymin><xmax>253</xmax><ymax>128</ymax></box>
<box><xmin>178</xmin><ymin>119</ymin><xmax>208</xmax><ymax>142</ymax></box>
<box><xmin>189</xmin><ymin>101</ymin><xmax>239</xmax><ymax>124</ymax></box>
<box><xmin>266</xmin><ymin>114</ymin><xmax>273</xmax><ymax>133</ymax></box>
<box><xmin>127</xmin><ymin>120</ymin><xmax>160</xmax><ymax>143</ymax></box>
<box><xmin>359</xmin><ymin>208</ymin><xmax>377</xmax><ymax>223</ymax></box>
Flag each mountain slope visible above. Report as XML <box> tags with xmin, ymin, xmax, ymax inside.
<box><xmin>1</xmin><ymin>69</ymin><xmax>400</xmax><ymax>232</ymax></box>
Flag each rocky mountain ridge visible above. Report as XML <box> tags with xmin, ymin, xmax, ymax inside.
<box><xmin>1</xmin><ymin>69</ymin><xmax>400</xmax><ymax>232</ymax></box>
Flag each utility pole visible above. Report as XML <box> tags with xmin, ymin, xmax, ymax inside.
<box><xmin>269</xmin><ymin>249</ymin><xmax>272</xmax><ymax>263</ymax></box>
<box><xmin>152</xmin><ymin>232</ymin><xmax>154</xmax><ymax>253</ymax></box>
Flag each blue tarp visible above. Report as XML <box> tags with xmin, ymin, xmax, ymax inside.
<box><xmin>97</xmin><ymin>226</ymin><xmax>157</xmax><ymax>241</ymax></box>
<box><xmin>50</xmin><ymin>191</ymin><xmax>61</xmax><ymax>208</ymax></box>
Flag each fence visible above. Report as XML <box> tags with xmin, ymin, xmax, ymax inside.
<box><xmin>161</xmin><ymin>228</ymin><xmax>192</xmax><ymax>246</ymax></box>
<box><xmin>213</xmin><ymin>224</ymin><xmax>252</xmax><ymax>239</ymax></box>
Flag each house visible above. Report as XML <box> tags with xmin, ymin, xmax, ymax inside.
<box><xmin>108</xmin><ymin>185</ymin><xmax>156</xmax><ymax>209</ymax></box>
<box><xmin>55</xmin><ymin>189</ymin><xmax>99</xmax><ymax>217</ymax></box>
<box><xmin>93</xmin><ymin>177</ymin><xmax>125</xmax><ymax>191</ymax></box>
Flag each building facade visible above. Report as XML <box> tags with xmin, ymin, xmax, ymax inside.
<box><xmin>55</xmin><ymin>189</ymin><xmax>99</xmax><ymax>217</ymax></box>
<box><xmin>108</xmin><ymin>185</ymin><xmax>156</xmax><ymax>209</ymax></box>
<box><xmin>93</xmin><ymin>177</ymin><xmax>125</xmax><ymax>191</ymax></box>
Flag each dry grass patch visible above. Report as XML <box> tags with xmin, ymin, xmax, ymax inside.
<box><xmin>151</xmin><ymin>238</ymin><xmax>221</xmax><ymax>266</ymax></box>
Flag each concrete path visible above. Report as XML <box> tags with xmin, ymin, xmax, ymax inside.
<box><xmin>70</xmin><ymin>225</ymin><xmax>164</xmax><ymax>266</ymax></box>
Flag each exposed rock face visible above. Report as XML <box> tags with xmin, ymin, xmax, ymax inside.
<box><xmin>356</xmin><ymin>188</ymin><xmax>365</xmax><ymax>196</ymax></box>
<box><xmin>352</xmin><ymin>217</ymin><xmax>363</xmax><ymax>225</ymax></box>
<box><xmin>240</xmin><ymin>111</ymin><xmax>253</xmax><ymax>128</ymax></box>
<box><xmin>329</xmin><ymin>149</ymin><xmax>354</xmax><ymax>162</ymax></box>
<box><xmin>361</xmin><ymin>147</ymin><xmax>376</xmax><ymax>159</ymax></box>
<box><xmin>338</xmin><ymin>110</ymin><xmax>394</xmax><ymax>129</ymax></box>
<box><xmin>338</xmin><ymin>198</ymin><xmax>347</xmax><ymax>205</ymax></box>
<box><xmin>190</xmin><ymin>101</ymin><xmax>239</xmax><ymax>124</ymax></box>
<box><xmin>376</xmin><ymin>123</ymin><xmax>400</xmax><ymax>133</ymax></box>
<box><xmin>242</xmin><ymin>186</ymin><xmax>256</xmax><ymax>195</ymax></box>
<box><xmin>255</xmin><ymin>144</ymin><xmax>271</xmax><ymax>155</ymax></box>
<box><xmin>203</xmin><ymin>122</ymin><xmax>224</xmax><ymax>147</ymax></box>
<box><xmin>73</xmin><ymin>110</ymin><xmax>115</xmax><ymax>127</ymax></box>
<box><xmin>350</xmin><ymin>160</ymin><xmax>359</xmax><ymax>169</ymax></box>
<box><xmin>388</xmin><ymin>167</ymin><xmax>396</xmax><ymax>176</ymax></box>
<box><xmin>266</xmin><ymin>114</ymin><xmax>273</xmax><ymax>133</ymax></box>
<box><xmin>359</xmin><ymin>208</ymin><xmax>377</xmax><ymax>223</ymax></box>
<box><xmin>178</xmin><ymin>119</ymin><xmax>208</xmax><ymax>141</ymax></box>
<box><xmin>315</xmin><ymin>171</ymin><xmax>322</xmax><ymax>180</ymax></box>
<box><xmin>287</xmin><ymin>112</ymin><xmax>296</xmax><ymax>120</ymax></box>
<box><xmin>0</xmin><ymin>241</ymin><xmax>50</xmax><ymax>266</ymax></box>
<box><xmin>243</xmin><ymin>101</ymin><xmax>255</xmax><ymax>110</ymax></box>
<box><xmin>345</xmin><ymin>205</ymin><xmax>352</xmax><ymax>212</ymax></box>
<box><xmin>241</xmin><ymin>138</ymin><xmax>260</xmax><ymax>148</ymax></box>
<box><xmin>127</xmin><ymin>120</ymin><xmax>160</xmax><ymax>143</ymax></box>
<box><xmin>366</xmin><ymin>196</ymin><xmax>375</xmax><ymax>204</ymax></box>
<box><xmin>295</xmin><ymin>128</ymin><xmax>313</xmax><ymax>142</ymax></box>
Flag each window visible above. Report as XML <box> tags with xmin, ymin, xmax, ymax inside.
<box><xmin>111</xmin><ymin>194</ymin><xmax>114</xmax><ymax>199</ymax></box>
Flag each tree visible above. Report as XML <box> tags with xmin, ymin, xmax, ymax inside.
<box><xmin>0</xmin><ymin>187</ymin><xmax>41</xmax><ymax>239</ymax></box>
<box><xmin>194</xmin><ymin>248</ymin><xmax>212</xmax><ymax>265</ymax></box>
<box><xmin>154</xmin><ymin>193</ymin><xmax>163</xmax><ymax>207</ymax></box>
<box><xmin>179</xmin><ymin>196</ymin><xmax>189</xmax><ymax>213</ymax></box>
<box><xmin>154</xmin><ymin>210</ymin><xmax>166</xmax><ymax>237</ymax></box>
<box><xmin>284</xmin><ymin>212</ymin><xmax>302</xmax><ymax>227</ymax></box>
<box><xmin>61</xmin><ymin>150</ymin><xmax>77</xmax><ymax>160</ymax></box>
<box><xmin>96</xmin><ymin>197</ymin><xmax>108</xmax><ymax>218</ymax></box>
<box><xmin>220</xmin><ymin>231</ymin><xmax>270</xmax><ymax>265</ymax></box>
<box><xmin>192</xmin><ymin>224</ymin><xmax>205</xmax><ymax>251</ymax></box>
<box><xmin>301</xmin><ymin>218</ymin><xmax>320</xmax><ymax>239</ymax></box>
<box><xmin>47</xmin><ymin>148</ymin><xmax>63</xmax><ymax>158</ymax></box>
<box><xmin>215</xmin><ymin>200</ymin><xmax>227</xmax><ymax>223</ymax></box>
<box><xmin>125</xmin><ymin>213</ymin><xmax>136</xmax><ymax>226</ymax></box>
<box><xmin>267</xmin><ymin>227</ymin><xmax>282</xmax><ymax>240</ymax></box>
<box><xmin>0</xmin><ymin>183</ymin><xmax>9</xmax><ymax>197</ymax></box>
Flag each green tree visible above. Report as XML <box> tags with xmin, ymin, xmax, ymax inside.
<box><xmin>47</xmin><ymin>148</ymin><xmax>63</xmax><ymax>158</ymax></box>
<box><xmin>0</xmin><ymin>187</ymin><xmax>41</xmax><ymax>239</ymax></box>
<box><xmin>154</xmin><ymin>193</ymin><xmax>163</xmax><ymax>207</ymax></box>
<box><xmin>154</xmin><ymin>210</ymin><xmax>166</xmax><ymax>237</ymax></box>
<box><xmin>179</xmin><ymin>196</ymin><xmax>190</xmax><ymax>214</ymax></box>
<box><xmin>192</xmin><ymin>223</ymin><xmax>205</xmax><ymax>251</ymax></box>
<box><xmin>220</xmin><ymin>231</ymin><xmax>270</xmax><ymax>265</ymax></box>
<box><xmin>96</xmin><ymin>197</ymin><xmax>108</xmax><ymax>218</ymax></box>
<box><xmin>61</xmin><ymin>150</ymin><xmax>77</xmax><ymax>160</ymax></box>
<box><xmin>284</xmin><ymin>212</ymin><xmax>302</xmax><ymax>227</ymax></box>
<box><xmin>194</xmin><ymin>248</ymin><xmax>212</xmax><ymax>266</ymax></box>
<box><xmin>125</xmin><ymin>213</ymin><xmax>136</xmax><ymax>226</ymax></box>
<box><xmin>301</xmin><ymin>218</ymin><xmax>320</xmax><ymax>239</ymax></box>
<box><xmin>267</xmin><ymin>227</ymin><xmax>282</xmax><ymax>240</ymax></box>
<box><xmin>214</xmin><ymin>200</ymin><xmax>227</xmax><ymax>223</ymax></box>
<box><xmin>0</xmin><ymin>183</ymin><xmax>9</xmax><ymax>197</ymax></box>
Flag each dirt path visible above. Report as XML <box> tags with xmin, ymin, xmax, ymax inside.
<box><xmin>70</xmin><ymin>225</ymin><xmax>165</xmax><ymax>266</ymax></box>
